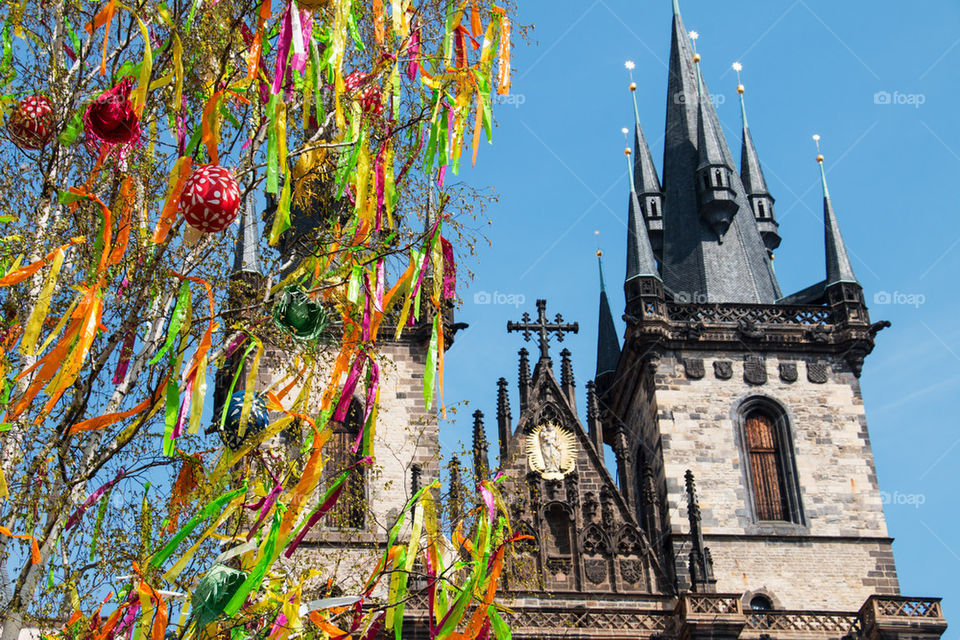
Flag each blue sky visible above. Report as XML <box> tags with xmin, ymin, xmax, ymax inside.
<box><xmin>440</xmin><ymin>0</ymin><xmax>960</xmax><ymax>623</ymax></box>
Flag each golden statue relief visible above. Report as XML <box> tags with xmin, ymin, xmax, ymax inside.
<box><xmin>527</xmin><ymin>422</ymin><xmax>577</xmax><ymax>480</ymax></box>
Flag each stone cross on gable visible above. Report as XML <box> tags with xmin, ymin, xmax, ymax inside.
<box><xmin>507</xmin><ymin>299</ymin><xmax>579</xmax><ymax>362</ymax></box>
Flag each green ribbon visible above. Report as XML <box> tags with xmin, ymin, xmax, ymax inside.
<box><xmin>162</xmin><ymin>378</ymin><xmax>179</xmax><ymax>456</ymax></box>
<box><xmin>422</xmin><ymin>313</ymin><xmax>439</xmax><ymax>411</ymax></box>
<box><xmin>149</xmin><ymin>281</ymin><xmax>191</xmax><ymax>366</ymax></box>
<box><xmin>90</xmin><ymin>485</ymin><xmax>111</xmax><ymax>560</ymax></box>
<box><xmin>489</xmin><ymin>607</ymin><xmax>511</xmax><ymax>640</ymax></box>
<box><xmin>149</xmin><ymin>484</ymin><xmax>248</xmax><ymax>570</ymax></box>
<box><xmin>219</xmin><ymin>340</ymin><xmax>257</xmax><ymax>431</ymax></box>
<box><xmin>222</xmin><ymin>503</ymin><xmax>286</xmax><ymax>615</ymax></box>
<box><xmin>334</xmin><ymin>121</ymin><xmax>363</xmax><ymax>199</ymax></box>
<box><xmin>265</xmin><ymin>93</ymin><xmax>280</xmax><ymax>194</ymax></box>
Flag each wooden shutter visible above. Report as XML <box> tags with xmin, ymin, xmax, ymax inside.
<box><xmin>745</xmin><ymin>413</ymin><xmax>788</xmax><ymax>521</ymax></box>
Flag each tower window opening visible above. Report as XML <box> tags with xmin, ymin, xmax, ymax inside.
<box><xmin>715</xmin><ymin>168</ymin><xmax>724</xmax><ymax>187</ymax></box>
<box><xmin>649</xmin><ymin>199</ymin><xmax>659</xmax><ymax>218</ymax></box>
<box><xmin>750</xmin><ymin>595</ymin><xmax>774</xmax><ymax>611</ymax></box>
<box><xmin>324</xmin><ymin>399</ymin><xmax>367</xmax><ymax>529</ymax></box>
<box><xmin>757</xmin><ymin>200</ymin><xmax>766</xmax><ymax>219</ymax></box>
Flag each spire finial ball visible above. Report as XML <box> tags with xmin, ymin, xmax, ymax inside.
<box><xmin>737</xmin><ymin>84</ymin><xmax>745</xmax><ymax>94</ymax></box>
<box><xmin>629</xmin><ymin>81</ymin><xmax>637</xmax><ymax>91</ymax></box>
<box><xmin>624</xmin><ymin>147</ymin><xmax>632</xmax><ymax>156</ymax></box>
<box><xmin>596</xmin><ymin>250</ymin><xmax>603</xmax><ymax>258</ymax></box>
<box><xmin>693</xmin><ymin>53</ymin><xmax>701</xmax><ymax>63</ymax></box>
<box><xmin>817</xmin><ymin>154</ymin><xmax>824</xmax><ymax>163</ymax></box>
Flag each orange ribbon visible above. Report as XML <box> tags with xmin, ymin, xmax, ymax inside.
<box><xmin>0</xmin><ymin>526</ymin><xmax>41</xmax><ymax>564</ymax></box>
<box><xmin>0</xmin><ymin>237</ymin><xmax>85</xmax><ymax>287</ymax></box>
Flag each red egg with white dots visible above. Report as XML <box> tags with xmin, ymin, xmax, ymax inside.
<box><xmin>179</xmin><ymin>165</ymin><xmax>242</xmax><ymax>233</ymax></box>
<box><xmin>7</xmin><ymin>96</ymin><xmax>55</xmax><ymax>150</ymax></box>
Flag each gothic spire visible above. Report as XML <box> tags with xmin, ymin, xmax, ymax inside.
<box><xmin>233</xmin><ymin>194</ymin><xmax>261</xmax><ymax>274</ymax></box>
<box><xmin>625</xmin><ymin>151</ymin><xmax>661</xmax><ymax>283</ymax></box>
<box><xmin>472</xmin><ymin>410</ymin><xmax>489</xmax><ymax>483</ymax></box>
<box><xmin>735</xmin><ymin>63</ymin><xmax>780</xmax><ymax>252</ymax></box>
<box><xmin>496</xmin><ymin>377</ymin><xmax>512</xmax><ymax>462</ymax></box>
<box><xmin>659</xmin><ymin>7</ymin><xmax>780</xmax><ymax>303</ymax></box>
<box><xmin>626</xmin><ymin>63</ymin><xmax>663</xmax><ymax>199</ymax></box>
<box><xmin>596</xmin><ymin>251</ymin><xmax>621</xmax><ymax>398</ymax></box>
<box><xmin>736</xmin><ymin>71</ymin><xmax>768</xmax><ymax>199</ymax></box>
<box><xmin>816</xmin><ymin>141</ymin><xmax>858</xmax><ymax>285</ymax></box>
<box><xmin>694</xmin><ymin>62</ymin><xmax>732</xmax><ymax>179</ymax></box>
<box><xmin>518</xmin><ymin>347</ymin><xmax>530</xmax><ymax>413</ymax></box>
<box><xmin>448</xmin><ymin>456</ymin><xmax>464</xmax><ymax>528</ymax></box>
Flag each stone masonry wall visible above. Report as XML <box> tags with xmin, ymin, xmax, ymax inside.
<box><xmin>255</xmin><ymin>336</ymin><xmax>438</xmax><ymax>544</ymax></box>
<box><xmin>623</xmin><ymin>348</ymin><xmax>898</xmax><ymax>609</ymax></box>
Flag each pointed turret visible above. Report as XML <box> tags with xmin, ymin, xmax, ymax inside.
<box><xmin>496</xmin><ymin>377</ymin><xmax>512</xmax><ymax>463</ymax></box>
<box><xmin>657</xmin><ymin>6</ymin><xmax>780</xmax><ymax>304</ymax></box>
<box><xmin>626</xmin><ymin>63</ymin><xmax>664</xmax><ymax>256</ymax></box>
<box><xmin>814</xmin><ymin>139</ymin><xmax>871</xmax><ymax>374</ymax></box>
<box><xmin>818</xmin><ymin>152</ymin><xmax>857</xmax><ymax>286</ymax></box>
<box><xmin>736</xmin><ymin>65</ymin><xmax>780</xmax><ymax>253</ymax></box>
<box><xmin>233</xmin><ymin>195</ymin><xmax>261</xmax><ymax>275</ymax></box>
<box><xmin>448</xmin><ymin>456</ymin><xmax>464</xmax><ymax>529</ymax></box>
<box><xmin>595</xmin><ymin>252</ymin><xmax>621</xmax><ymax>400</ymax></box>
<box><xmin>694</xmin><ymin>61</ymin><xmax>738</xmax><ymax>242</ymax></box>
<box><xmin>472</xmin><ymin>410</ymin><xmax>489</xmax><ymax>484</ymax></box>
<box><xmin>214</xmin><ymin>193</ymin><xmax>264</xmax><ymax>424</ymax></box>
<box><xmin>560</xmin><ymin>348</ymin><xmax>576</xmax><ymax>410</ymax></box>
<box><xmin>624</xmin><ymin>142</ymin><xmax>666</xmax><ymax>320</ymax></box>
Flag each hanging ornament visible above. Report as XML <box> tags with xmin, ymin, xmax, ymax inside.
<box><xmin>344</xmin><ymin>71</ymin><xmax>383</xmax><ymax>115</ymax></box>
<box><xmin>179</xmin><ymin>165</ymin><xmax>242</xmax><ymax>233</ymax></box>
<box><xmin>83</xmin><ymin>77</ymin><xmax>142</xmax><ymax>154</ymax></box>
<box><xmin>188</xmin><ymin>565</ymin><xmax>248</xmax><ymax>629</ymax></box>
<box><xmin>219</xmin><ymin>391</ymin><xmax>270</xmax><ymax>450</ymax></box>
<box><xmin>272</xmin><ymin>285</ymin><xmax>330</xmax><ymax>341</ymax></box>
<box><xmin>7</xmin><ymin>96</ymin><xmax>55</xmax><ymax>150</ymax></box>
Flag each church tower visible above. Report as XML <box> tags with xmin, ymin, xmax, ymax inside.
<box><xmin>212</xmin><ymin>193</ymin><xmax>446</xmax><ymax>594</ymax></box>
<box><xmin>477</xmin><ymin>2</ymin><xmax>947</xmax><ymax>639</ymax></box>
<box><xmin>607</xmin><ymin>0</ymin><xmax>945</xmax><ymax>633</ymax></box>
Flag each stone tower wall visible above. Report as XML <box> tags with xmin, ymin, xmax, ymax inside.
<box><xmin>621</xmin><ymin>348</ymin><xmax>899</xmax><ymax>610</ymax></box>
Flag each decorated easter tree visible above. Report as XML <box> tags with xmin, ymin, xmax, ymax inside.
<box><xmin>0</xmin><ymin>0</ymin><xmax>523</xmax><ymax>636</ymax></box>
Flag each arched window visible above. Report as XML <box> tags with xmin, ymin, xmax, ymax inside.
<box><xmin>738</xmin><ymin>399</ymin><xmax>803</xmax><ymax>525</ymax></box>
<box><xmin>324</xmin><ymin>399</ymin><xmax>367</xmax><ymax>529</ymax></box>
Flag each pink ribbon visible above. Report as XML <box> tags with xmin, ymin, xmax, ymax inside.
<box><xmin>271</xmin><ymin>3</ymin><xmax>293</xmax><ymax>96</ymax></box>
<box><xmin>333</xmin><ymin>354</ymin><xmax>366</xmax><ymax>422</ymax></box>
<box><xmin>354</xmin><ymin>359</ymin><xmax>379</xmax><ymax>453</ymax></box>
<box><xmin>246</xmin><ymin>480</ymin><xmax>284</xmax><ymax>541</ymax></box>
<box><xmin>440</xmin><ymin>236</ymin><xmax>456</xmax><ymax>300</ymax></box>
<box><xmin>64</xmin><ymin>469</ymin><xmax>126</xmax><ymax>530</ymax></box>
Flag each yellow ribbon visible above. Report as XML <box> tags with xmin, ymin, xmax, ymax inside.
<box><xmin>19</xmin><ymin>244</ymin><xmax>67</xmax><ymax>356</ymax></box>
<box><xmin>132</xmin><ymin>17</ymin><xmax>153</xmax><ymax>112</ymax></box>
